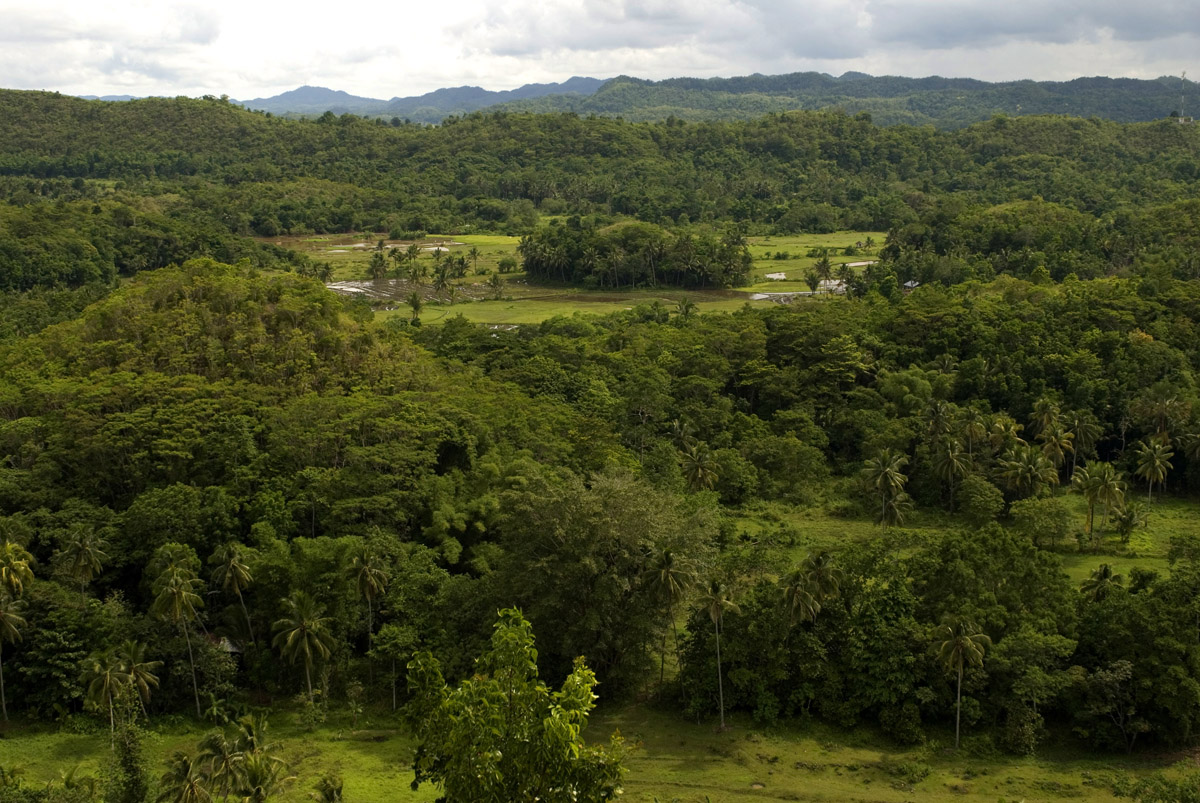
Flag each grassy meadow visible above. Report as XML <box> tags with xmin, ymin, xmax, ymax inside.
<box><xmin>262</xmin><ymin>230</ymin><xmax>886</xmax><ymax>326</ymax></box>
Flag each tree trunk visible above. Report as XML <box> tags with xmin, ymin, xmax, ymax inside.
<box><xmin>391</xmin><ymin>658</ymin><xmax>397</xmax><ymax>712</ymax></box>
<box><xmin>306</xmin><ymin>662</ymin><xmax>314</xmax><ymax>703</ymax></box>
<box><xmin>236</xmin><ymin>587</ymin><xmax>255</xmax><ymax>645</ymax></box>
<box><xmin>672</xmin><ymin>611</ymin><xmax>686</xmax><ymax>703</ymax></box>
<box><xmin>955</xmin><ymin>663</ymin><xmax>963</xmax><ymax>749</ymax></box>
<box><xmin>183</xmin><ymin>621</ymin><xmax>201</xmax><ymax>719</ymax></box>
<box><xmin>715</xmin><ymin>618</ymin><xmax>726</xmax><ymax>731</ymax></box>
<box><xmin>108</xmin><ymin>693</ymin><xmax>115</xmax><ymax>747</ymax></box>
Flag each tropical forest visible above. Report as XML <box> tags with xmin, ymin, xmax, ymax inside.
<box><xmin>2</xmin><ymin>86</ymin><xmax>1200</xmax><ymax>802</ymax></box>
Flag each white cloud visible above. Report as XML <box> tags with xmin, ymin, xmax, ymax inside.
<box><xmin>0</xmin><ymin>0</ymin><xmax>1195</xmax><ymax>98</ymax></box>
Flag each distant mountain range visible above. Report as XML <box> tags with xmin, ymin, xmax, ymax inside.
<box><xmin>75</xmin><ymin>72</ymin><xmax>1194</xmax><ymax>128</ymax></box>
<box><xmin>235</xmin><ymin>77</ymin><xmax>606</xmax><ymax>122</ymax></box>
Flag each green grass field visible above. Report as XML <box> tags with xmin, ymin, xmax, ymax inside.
<box><xmin>265</xmin><ymin>230</ymin><xmax>885</xmax><ymax>326</ymax></box>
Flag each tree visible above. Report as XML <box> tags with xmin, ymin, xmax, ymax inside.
<box><xmin>196</xmin><ymin>731</ymin><xmax>240</xmax><ymax>802</ymax></box>
<box><xmin>674</xmin><ymin>296</ymin><xmax>696</xmax><ymax>321</ymax></box>
<box><xmin>407</xmin><ymin>291</ymin><xmax>424</xmax><ymax>323</ymax></box>
<box><xmin>998</xmin><ymin>444</ymin><xmax>1058</xmax><ymax>499</ymax></box>
<box><xmin>468</xmin><ymin>246</ymin><xmax>481</xmax><ymax>273</ymax></box>
<box><xmin>935</xmin><ymin>620</ymin><xmax>991</xmax><ymax>749</ymax></box>
<box><xmin>117</xmin><ymin>640</ymin><xmax>162</xmax><ymax>718</ymax></box>
<box><xmin>933</xmin><ymin>437</ymin><xmax>969</xmax><ymax>509</ymax></box>
<box><xmin>643</xmin><ymin>548</ymin><xmax>694</xmax><ymax>687</ymax></box>
<box><xmin>861</xmin><ymin>449</ymin><xmax>909</xmax><ymax>526</ymax></box>
<box><xmin>0</xmin><ymin>541</ymin><xmax>33</xmax><ymax>599</ymax></box>
<box><xmin>1080</xmin><ymin>564</ymin><xmax>1125</xmax><ymax>602</ymax></box>
<box><xmin>150</xmin><ymin>546</ymin><xmax>206</xmax><ymax>718</ymax></box>
<box><xmin>487</xmin><ymin>272</ymin><xmax>505</xmax><ymax>300</ymax></box>
<box><xmin>1135</xmin><ymin>439</ymin><xmax>1173</xmax><ymax>502</ymax></box>
<box><xmin>1072</xmin><ymin>465</ymin><xmax>1102</xmax><ymax>537</ymax></box>
<box><xmin>82</xmin><ymin>647</ymin><xmax>132</xmax><ymax>741</ymax></box>
<box><xmin>272</xmin><ymin>591</ymin><xmax>335</xmax><ymax>702</ymax></box>
<box><xmin>210</xmin><ymin>543</ymin><xmax>255</xmax><ymax>645</ymax></box>
<box><xmin>1113</xmin><ymin>501</ymin><xmax>1149</xmax><ymax>544</ymax></box>
<box><xmin>680</xmin><ymin>442</ymin><xmax>718</xmax><ymax>491</ymax></box>
<box><xmin>406</xmin><ymin>609</ymin><xmax>626</xmax><ymax>802</ymax></box>
<box><xmin>56</xmin><ymin>525</ymin><xmax>108</xmax><ymax>602</ymax></box>
<box><xmin>345</xmin><ymin>542</ymin><xmax>388</xmax><ymax>651</ymax></box>
<box><xmin>156</xmin><ymin>753</ymin><xmax>212</xmax><ymax>803</ymax></box>
<box><xmin>700</xmin><ymin>580</ymin><xmax>740</xmax><ymax>730</ymax></box>
<box><xmin>0</xmin><ymin>593</ymin><xmax>24</xmax><ymax>722</ymax></box>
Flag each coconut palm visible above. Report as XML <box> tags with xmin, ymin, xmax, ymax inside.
<box><xmin>642</xmin><ymin>548</ymin><xmax>694</xmax><ymax>687</ymax></box>
<box><xmin>987</xmin><ymin>413</ymin><xmax>1026</xmax><ymax>454</ymax></box>
<box><xmin>0</xmin><ymin>541</ymin><xmax>33</xmax><ymax>599</ymax></box>
<box><xmin>675</xmin><ymin>297</ymin><xmax>697</xmax><ymax>321</ymax></box>
<box><xmin>467</xmin><ymin>246</ymin><xmax>481</xmax><ymax>273</ymax></box>
<box><xmin>405</xmin><ymin>290</ymin><xmax>425</xmax><ymax>323</ymax></box>
<box><xmin>117</xmin><ymin>640</ymin><xmax>162</xmax><ymax>718</ymax></box>
<box><xmin>1028</xmin><ymin>397</ymin><xmax>1060</xmax><ymax>439</ymax></box>
<box><xmin>1063</xmin><ymin>410</ymin><xmax>1103</xmax><ymax>475</ymax></box>
<box><xmin>933</xmin><ymin>437</ymin><xmax>970</xmax><ymax>509</ymax></box>
<box><xmin>1071</xmin><ymin>465</ymin><xmax>1102</xmax><ymax>537</ymax></box>
<box><xmin>82</xmin><ymin>647</ymin><xmax>131</xmax><ymax>740</ymax></box>
<box><xmin>935</xmin><ymin>620</ymin><xmax>991</xmax><ymax>749</ymax></box>
<box><xmin>345</xmin><ymin>543</ymin><xmax>388</xmax><ymax>651</ymax></box>
<box><xmin>151</xmin><ymin>555</ymin><xmax>205</xmax><ymax>718</ymax></box>
<box><xmin>1135</xmin><ymin>439</ymin><xmax>1174</xmax><ymax>502</ymax></box>
<box><xmin>680</xmin><ymin>442</ymin><xmax>718</xmax><ymax>492</ymax></box>
<box><xmin>196</xmin><ymin>731</ymin><xmax>241</xmax><ymax>802</ymax></box>
<box><xmin>0</xmin><ymin>593</ymin><xmax>25</xmax><ymax>721</ymax></box>
<box><xmin>958</xmin><ymin>408</ymin><xmax>988</xmax><ymax>459</ymax></box>
<box><xmin>1091</xmin><ymin>461</ymin><xmax>1126</xmax><ymax>530</ymax></box>
<box><xmin>487</xmin><ymin>272</ymin><xmax>505</xmax><ymax>300</ymax></box>
<box><xmin>781</xmin><ymin>566</ymin><xmax>820</xmax><ymax>625</ymax></box>
<box><xmin>312</xmin><ymin>774</ymin><xmax>343</xmax><ymax>803</ymax></box>
<box><xmin>701</xmin><ymin>580</ymin><xmax>740</xmax><ymax>730</ymax></box>
<box><xmin>1113</xmin><ymin>502</ymin><xmax>1149</xmax><ymax>545</ymax></box>
<box><xmin>998</xmin><ymin>445</ymin><xmax>1058</xmax><ymax>499</ymax></box>
<box><xmin>1037</xmin><ymin>424</ymin><xmax>1074</xmax><ymax>472</ymax></box>
<box><xmin>237</xmin><ymin>751</ymin><xmax>294</xmax><ymax>803</ymax></box>
<box><xmin>56</xmin><ymin>526</ymin><xmax>108</xmax><ymax>602</ymax></box>
<box><xmin>156</xmin><ymin>752</ymin><xmax>212</xmax><ymax>803</ymax></box>
<box><xmin>861</xmin><ymin>449</ymin><xmax>909</xmax><ymax>525</ymax></box>
<box><xmin>272</xmin><ymin>591</ymin><xmax>335</xmax><ymax>702</ymax></box>
<box><xmin>1080</xmin><ymin>563</ymin><xmax>1125</xmax><ymax>602</ymax></box>
<box><xmin>210</xmin><ymin>543</ymin><xmax>255</xmax><ymax>645</ymax></box>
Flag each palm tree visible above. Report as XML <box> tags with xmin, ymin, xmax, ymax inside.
<box><xmin>0</xmin><ymin>541</ymin><xmax>33</xmax><ymax>599</ymax></box>
<box><xmin>643</xmin><ymin>549</ymin><xmax>694</xmax><ymax>686</ymax></box>
<box><xmin>272</xmin><ymin>591</ymin><xmax>335</xmax><ymax>702</ymax></box>
<box><xmin>345</xmin><ymin>543</ymin><xmax>388</xmax><ymax>651</ymax></box>
<box><xmin>367</xmin><ymin>251</ymin><xmax>387</xmax><ymax>280</ymax></box>
<box><xmin>675</xmin><ymin>297</ymin><xmax>697</xmax><ymax>321</ymax></box>
<box><xmin>1071</xmin><ymin>465</ymin><xmax>1102</xmax><ymax>537</ymax></box>
<box><xmin>312</xmin><ymin>774</ymin><xmax>343</xmax><ymax>803</ymax></box>
<box><xmin>156</xmin><ymin>752</ymin><xmax>213</xmax><ymax>803</ymax></box>
<box><xmin>1135</xmin><ymin>439</ymin><xmax>1174</xmax><ymax>502</ymax></box>
<box><xmin>935</xmin><ymin>620</ymin><xmax>991</xmax><ymax>749</ymax></box>
<box><xmin>1080</xmin><ymin>564</ymin><xmax>1125</xmax><ymax>602</ymax></box>
<box><xmin>1037</xmin><ymin>424</ymin><xmax>1074</xmax><ymax>473</ymax></box>
<box><xmin>237</xmin><ymin>751</ymin><xmax>294</xmax><ymax>803</ymax></box>
<box><xmin>196</xmin><ymin>731</ymin><xmax>241</xmax><ymax>802</ymax></box>
<box><xmin>1063</xmin><ymin>410</ymin><xmax>1103</xmax><ymax>475</ymax></box>
<box><xmin>1028</xmin><ymin>397</ymin><xmax>1060</xmax><ymax>439</ymax></box>
<box><xmin>56</xmin><ymin>526</ymin><xmax>108</xmax><ymax>602</ymax></box>
<box><xmin>117</xmin><ymin>640</ymin><xmax>162</xmax><ymax>718</ymax></box>
<box><xmin>1091</xmin><ymin>462</ymin><xmax>1126</xmax><ymax>530</ymax></box>
<box><xmin>1113</xmin><ymin>502</ymin><xmax>1149</xmax><ymax>545</ymax></box>
<box><xmin>0</xmin><ymin>593</ymin><xmax>25</xmax><ymax>721</ymax></box>
<box><xmin>998</xmin><ymin>445</ymin><xmax>1058</xmax><ymax>499</ymax></box>
<box><xmin>210</xmin><ymin>543</ymin><xmax>255</xmax><ymax>645</ymax></box>
<box><xmin>958</xmin><ymin>408</ymin><xmax>988</xmax><ymax>459</ymax></box>
<box><xmin>82</xmin><ymin>647</ymin><xmax>131</xmax><ymax>740</ymax></box>
<box><xmin>680</xmin><ymin>442</ymin><xmax>719</xmax><ymax>491</ymax></box>
<box><xmin>987</xmin><ymin>413</ymin><xmax>1026</xmax><ymax>454</ymax></box>
<box><xmin>407</xmin><ymin>291</ymin><xmax>424</xmax><ymax>323</ymax></box>
<box><xmin>467</xmin><ymin>246</ymin><xmax>481</xmax><ymax>273</ymax></box>
<box><xmin>933</xmin><ymin>437</ymin><xmax>969</xmax><ymax>509</ymax></box>
<box><xmin>701</xmin><ymin>580</ymin><xmax>740</xmax><ymax>730</ymax></box>
<box><xmin>861</xmin><ymin>449</ymin><xmax>909</xmax><ymax>525</ymax></box>
<box><xmin>781</xmin><ymin>566</ymin><xmax>820</xmax><ymax>625</ymax></box>
<box><xmin>315</xmin><ymin>262</ymin><xmax>334</xmax><ymax>283</ymax></box>
<box><xmin>487</xmin><ymin>272</ymin><xmax>505</xmax><ymax>300</ymax></box>
<box><xmin>151</xmin><ymin>557</ymin><xmax>205</xmax><ymax>718</ymax></box>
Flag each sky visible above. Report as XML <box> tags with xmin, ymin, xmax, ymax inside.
<box><xmin>1</xmin><ymin>0</ymin><xmax>1196</xmax><ymax>99</ymax></box>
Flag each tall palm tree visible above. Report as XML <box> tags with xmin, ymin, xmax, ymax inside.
<box><xmin>156</xmin><ymin>752</ymin><xmax>213</xmax><ymax>803</ymax></box>
<box><xmin>674</xmin><ymin>297</ymin><xmax>697</xmax><ymax>321</ymax></box>
<box><xmin>151</xmin><ymin>558</ymin><xmax>205</xmax><ymax>718</ymax></box>
<box><xmin>407</xmin><ymin>291</ymin><xmax>424</xmax><ymax>323</ymax></box>
<box><xmin>345</xmin><ymin>543</ymin><xmax>388</xmax><ymax>651</ymax></box>
<box><xmin>1135</xmin><ymin>439</ymin><xmax>1174</xmax><ymax>502</ymax></box>
<box><xmin>272</xmin><ymin>592</ymin><xmax>335</xmax><ymax>702</ymax></box>
<box><xmin>958</xmin><ymin>408</ymin><xmax>988</xmax><ymax>459</ymax></box>
<box><xmin>1080</xmin><ymin>564</ymin><xmax>1125</xmax><ymax>602</ymax></box>
<box><xmin>935</xmin><ymin>620</ymin><xmax>991</xmax><ymax>749</ymax></box>
<box><xmin>1113</xmin><ymin>502</ymin><xmax>1149</xmax><ymax>545</ymax></box>
<box><xmin>1071</xmin><ymin>465</ymin><xmax>1102</xmax><ymax>537</ymax></box>
<box><xmin>56</xmin><ymin>526</ymin><xmax>108</xmax><ymax>602</ymax></box>
<box><xmin>467</xmin><ymin>246</ymin><xmax>481</xmax><ymax>273</ymax></box>
<box><xmin>642</xmin><ymin>549</ymin><xmax>694</xmax><ymax>686</ymax></box>
<box><xmin>0</xmin><ymin>593</ymin><xmax>25</xmax><ymax>721</ymax></box>
<box><xmin>0</xmin><ymin>542</ymin><xmax>33</xmax><ymax>599</ymax></box>
<box><xmin>1063</xmin><ymin>410</ymin><xmax>1103</xmax><ymax>475</ymax></box>
<box><xmin>1092</xmin><ymin>462</ymin><xmax>1126</xmax><ymax>530</ymax></box>
<box><xmin>487</xmin><ymin>272</ymin><xmax>505</xmax><ymax>300</ymax></box>
<box><xmin>1028</xmin><ymin>397</ymin><xmax>1060</xmax><ymax>439</ymax></box>
<box><xmin>1037</xmin><ymin>425</ymin><xmax>1075</xmax><ymax>473</ymax></box>
<box><xmin>680</xmin><ymin>443</ymin><xmax>719</xmax><ymax>491</ymax></box>
<box><xmin>997</xmin><ymin>445</ymin><xmax>1058</xmax><ymax>499</ymax></box>
<box><xmin>117</xmin><ymin>640</ymin><xmax>162</xmax><ymax>718</ymax></box>
<box><xmin>933</xmin><ymin>437</ymin><xmax>970</xmax><ymax>509</ymax></box>
<box><xmin>701</xmin><ymin>580</ymin><xmax>740</xmax><ymax>730</ymax></box>
<box><xmin>861</xmin><ymin>449</ymin><xmax>909</xmax><ymax>525</ymax></box>
<box><xmin>237</xmin><ymin>752</ymin><xmax>295</xmax><ymax>803</ymax></box>
<box><xmin>196</xmin><ymin>731</ymin><xmax>241</xmax><ymax>803</ymax></box>
<box><xmin>210</xmin><ymin>543</ymin><xmax>255</xmax><ymax>645</ymax></box>
<box><xmin>781</xmin><ymin>566</ymin><xmax>820</xmax><ymax>625</ymax></box>
<box><xmin>987</xmin><ymin>413</ymin><xmax>1026</xmax><ymax>454</ymax></box>
<box><xmin>82</xmin><ymin>647</ymin><xmax>131</xmax><ymax>740</ymax></box>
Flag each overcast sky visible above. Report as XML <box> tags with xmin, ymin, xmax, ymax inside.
<box><xmin>1</xmin><ymin>0</ymin><xmax>1196</xmax><ymax>99</ymax></box>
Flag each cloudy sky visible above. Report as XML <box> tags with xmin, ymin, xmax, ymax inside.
<box><xmin>1</xmin><ymin>0</ymin><xmax>1196</xmax><ymax>99</ymax></box>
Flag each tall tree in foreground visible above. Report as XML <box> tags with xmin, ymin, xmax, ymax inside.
<box><xmin>210</xmin><ymin>543</ymin><xmax>255</xmax><ymax>645</ymax></box>
<box><xmin>0</xmin><ymin>593</ymin><xmax>24</xmax><ymax>721</ymax></box>
<box><xmin>117</xmin><ymin>640</ymin><xmax>162</xmax><ymax>718</ymax></box>
<box><xmin>150</xmin><ymin>547</ymin><xmax>205</xmax><ymax>719</ymax></box>
<box><xmin>272</xmin><ymin>591</ymin><xmax>335</xmax><ymax>702</ymax></box>
<box><xmin>345</xmin><ymin>542</ymin><xmax>388</xmax><ymax>651</ymax></box>
<box><xmin>935</xmin><ymin>620</ymin><xmax>991</xmax><ymax>749</ymax></box>
<box><xmin>406</xmin><ymin>609</ymin><xmax>626</xmax><ymax>803</ymax></box>
<box><xmin>862</xmin><ymin>449</ymin><xmax>910</xmax><ymax>526</ymax></box>
<box><xmin>701</xmin><ymin>580</ymin><xmax>740</xmax><ymax>730</ymax></box>
<box><xmin>82</xmin><ymin>647</ymin><xmax>132</xmax><ymax>742</ymax></box>
<box><xmin>56</xmin><ymin>525</ymin><xmax>108</xmax><ymax>602</ymax></box>
<box><xmin>643</xmin><ymin>548</ymin><xmax>694</xmax><ymax>687</ymax></box>
<box><xmin>1135</xmin><ymin>439</ymin><xmax>1173</xmax><ymax>502</ymax></box>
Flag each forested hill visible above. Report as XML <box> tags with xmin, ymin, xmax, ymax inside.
<box><xmin>465</xmin><ymin>72</ymin><xmax>1192</xmax><ymax>127</ymax></box>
